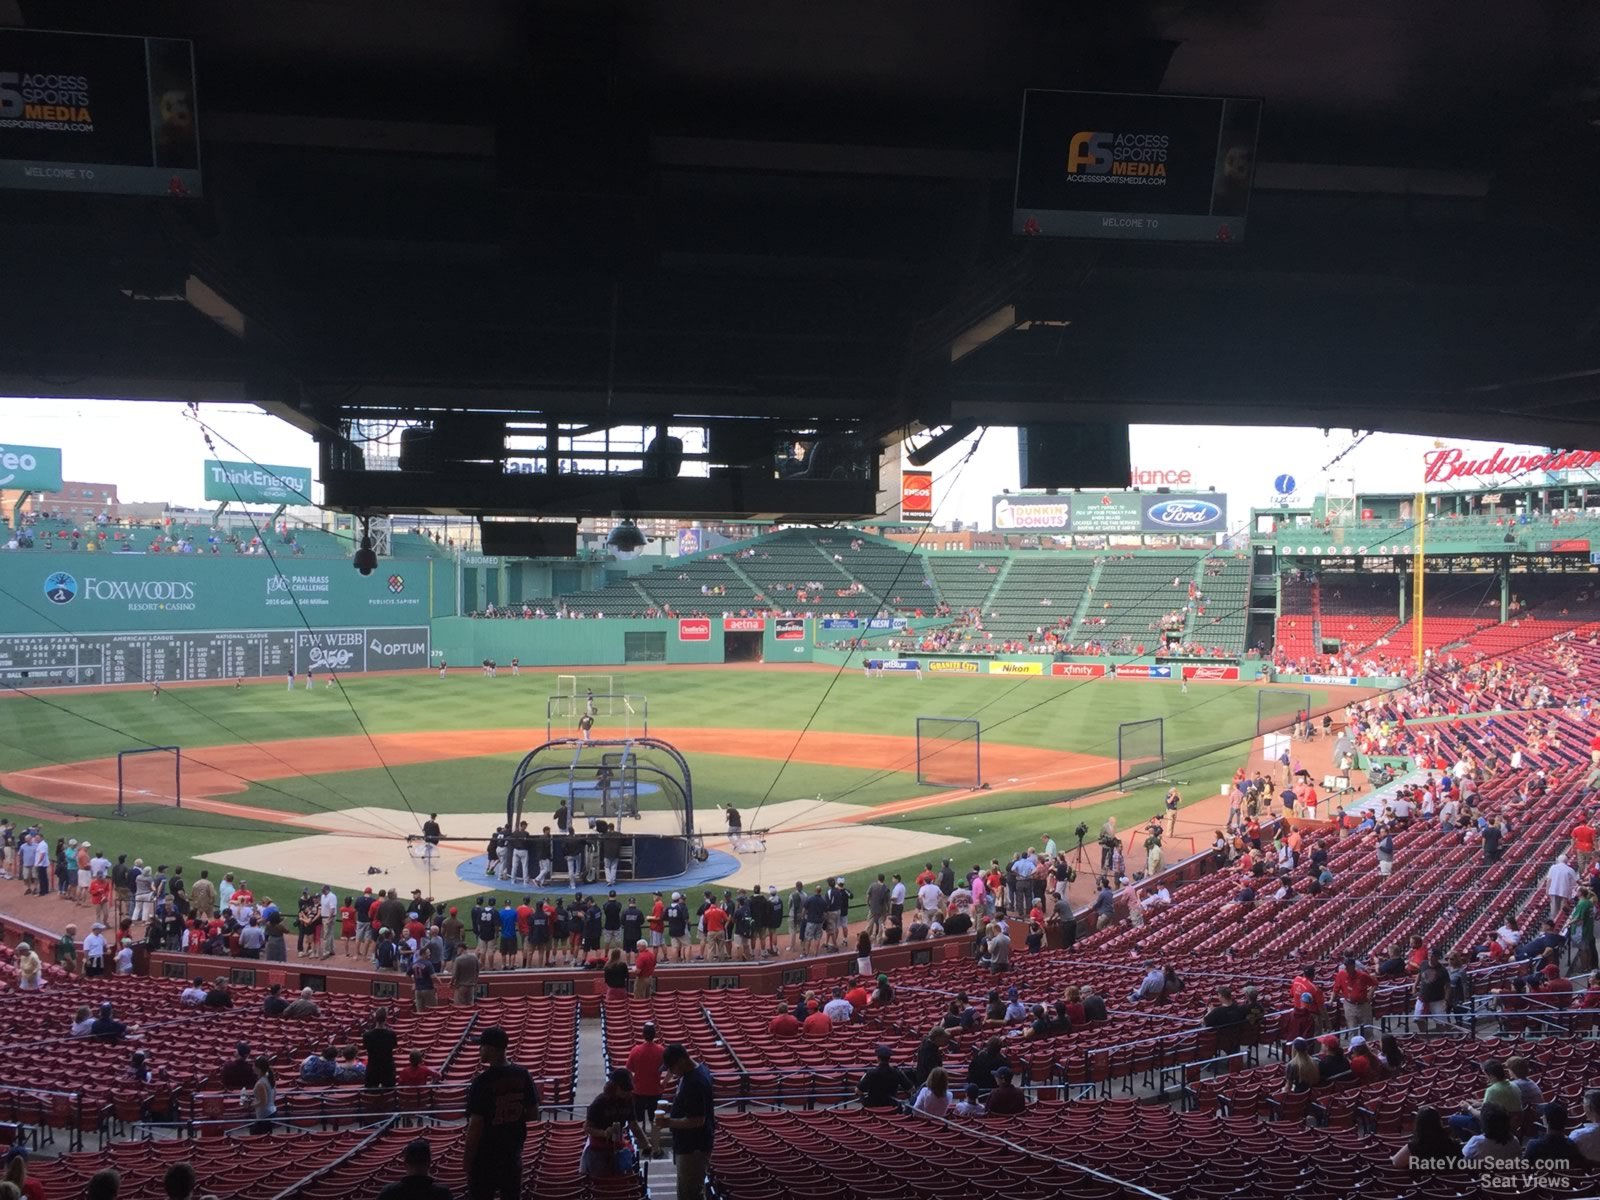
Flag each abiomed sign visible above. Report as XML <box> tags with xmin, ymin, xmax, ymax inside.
<box><xmin>203</xmin><ymin>460</ymin><xmax>312</xmax><ymax>505</ymax></box>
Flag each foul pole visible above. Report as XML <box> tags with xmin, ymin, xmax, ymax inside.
<box><xmin>1412</xmin><ymin>491</ymin><xmax>1426</xmax><ymax>667</ymax></box>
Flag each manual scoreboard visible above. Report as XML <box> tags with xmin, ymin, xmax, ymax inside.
<box><xmin>0</xmin><ymin>626</ymin><xmax>430</xmax><ymax>688</ymax></box>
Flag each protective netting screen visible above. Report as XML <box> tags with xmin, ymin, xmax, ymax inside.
<box><xmin>556</xmin><ymin>674</ymin><xmax>616</xmax><ymax>698</ymax></box>
<box><xmin>916</xmin><ymin>717</ymin><xmax>982</xmax><ymax>788</ymax></box>
<box><xmin>546</xmin><ymin>694</ymin><xmax>648</xmax><ymax>739</ymax></box>
<box><xmin>117</xmin><ymin>746</ymin><xmax>181</xmax><ymax>815</ymax></box>
<box><xmin>1257</xmin><ymin>690</ymin><xmax>1312</xmax><ymax>737</ymax></box>
<box><xmin>1117</xmin><ymin>719</ymin><xmax>1165</xmax><ymax>788</ymax></box>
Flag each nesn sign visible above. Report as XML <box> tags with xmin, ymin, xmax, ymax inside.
<box><xmin>1146</xmin><ymin>499</ymin><xmax>1222</xmax><ymax>529</ymax></box>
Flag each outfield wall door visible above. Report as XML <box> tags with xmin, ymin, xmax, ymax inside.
<box><xmin>723</xmin><ymin>630</ymin><xmax>764</xmax><ymax>662</ymax></box>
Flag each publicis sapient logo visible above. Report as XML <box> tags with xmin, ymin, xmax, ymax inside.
<box><xmin>1066</xmin><ymin>130</ymin><xmax>1169</xmax><ymax>184</ymax></box>
<box><xmin>1145</xmin><ymin>499</ymin><xmax>1222</xmax><ymax>529</ymax></box>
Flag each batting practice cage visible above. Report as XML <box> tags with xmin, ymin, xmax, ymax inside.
<box><xmin>117</xmin><ymin>746</ymin><xmax>182</xmax><ymax>815</ymax></box>
<box><xmin>1257</xmin><ymin>690</ymin><xmax>1312</xmax><ymax>737</ymax></box>
<box><xmin>916</xmin><ymin>717</ymin><xmax>982</xmax><ymax>788</ymax></box>
<box><xmin>505</xmin><ymin>736</ymin><xmax>694</xmax><ymax>880</ymax></box>
<box><xmin>1116</xmin><ymin>718</ymin><xmax>1166</xmax><ymax>789</ymax></box>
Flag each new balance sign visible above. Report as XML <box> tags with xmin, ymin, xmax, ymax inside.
<box><xmin>678</xmin><ymin>618</ymin><xmax>711</xmax><ymax>641</ymax></box>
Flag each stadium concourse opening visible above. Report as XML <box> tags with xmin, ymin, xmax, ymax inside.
<box><xmin>723</xmin><ymin>627</ymin><xmax>763</xmax><ymax>663</ymax></box>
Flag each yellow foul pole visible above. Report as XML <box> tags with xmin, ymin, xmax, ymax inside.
<box><xmin>1412</xmin><ymin>492</ymin><xmax>1426</xmax><ymax>667</ymax></box>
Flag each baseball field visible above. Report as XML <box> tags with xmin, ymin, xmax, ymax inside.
<box><xmin>0</xmin><ymin>666</ymin><xmax>1340</xmax><ymax>909</ymax></box>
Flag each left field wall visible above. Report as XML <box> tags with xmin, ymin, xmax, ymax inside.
<box><xmin>0</xmin><ymin>551</ymin><xmax>448</xmax><ymax>686</ymax></box>
<box><xmin>0</xmin><ymin>551</ymin><xmax>819</xmax><ymax>683</ymax></box>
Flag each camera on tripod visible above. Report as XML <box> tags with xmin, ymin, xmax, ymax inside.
<box><xmin>1073</xmin><ymin>822</ymin><xmax>1089</xmax><ymax>846</ymax></box>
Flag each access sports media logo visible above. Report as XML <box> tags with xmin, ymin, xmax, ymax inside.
<box><xmin>1066</xmin><ymin>130</ymin><xmax>1169</xmax><ymax>186</ymax></box>
<box><xmin>44</xmin><ymin>572</ymin><xmax>196</xmax><ymax>612</ymax></box>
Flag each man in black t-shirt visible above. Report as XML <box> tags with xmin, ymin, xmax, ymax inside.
<box><xmin>463</xmin><ymin>1025</ymin><xmax>540</xmax><ymax>1200</ymax></box>
<box><xmin>602</xmin><ymin>891</ymin><xmax>624</xmax><ymax>951</ymax></box>
<box><xmin>659</xmin><ymin>1044</ymin><xmax>715</xmax><ymax>1200</ymax></box>
<box><xmin>564</xmin><ymin>833</ymin><xmax>586</xmax><ymax>885</ymax></box>
<box><xmin>363</xmin><ymin>1008</ymin><xmax>399</xmax><ymax>1088</ymax></box>
<box><xmin>857</xmin><ymin>1044</ymin><xmax>911</xmax><ymax>1108</ymax></box>
<box><xmin>666</xmin><ymin>892</ymin><xmax>691</xmax><ymax>961</ymax></box>
<box><xmin>376</xmin><ymin>1138</ymin><xmax>452</xmax><ymax>1200</ymax></box>
<box><xmin>621</xmin><ymin>898</ymin><xmax>645</xmax><ymax>958</ymax></box>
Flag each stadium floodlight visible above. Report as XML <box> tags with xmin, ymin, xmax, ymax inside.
<box><xmin>606</xmin><ymin>518</ymin><xmax>647</xmax><ymax>559</ymax></box>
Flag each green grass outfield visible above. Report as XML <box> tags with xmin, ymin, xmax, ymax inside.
<box><xmin>0</xmin><ymin>669</ymin><xmax>1332</xmax><ymax>913</ymax></box>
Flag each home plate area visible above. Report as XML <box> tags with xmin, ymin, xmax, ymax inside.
<box><xmin>196</xmin><ymin>800</ymin><xmax>963</xmax><ymax>901</ymax></box>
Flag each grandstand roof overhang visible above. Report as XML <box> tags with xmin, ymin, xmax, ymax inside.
<box><xmin>5</xmin><ymin>0</ymin><xmax>1600</xmax><ymax>519</ymax></box>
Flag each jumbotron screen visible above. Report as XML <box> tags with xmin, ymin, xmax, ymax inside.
<box><xmin>1014</xmin><ymin>89</ymin><xmax>1261</xmax><ymax>243</ymax></box>
<box><xmin>0</xmin><ymin>28</ymin><xmax>200</xmax><ymax>196</ymax></box>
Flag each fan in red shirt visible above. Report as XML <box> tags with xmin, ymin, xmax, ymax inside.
<box><xmin>1286</xmin><ymin>967</ymin><xmax>1324</xmax><ymax>1039</ymax></box>
<box><xmin>845</xmin><ymin>982</ymin><xmax>871</xmax><ymax>1011</ymax></box>
<box><xmin>1538</xmin><ymin>964</ymin><xmax>1575</xmax><ymax>1008</ymax></box>
<box><xmin>915</xmin><ymin>864</ymin><xmax>937</xmax><ymax>888</ymax></box>
<box><xmin>1332</xmin><ymin>956</ymin><xmax>1377</xmax><ymax>1030</ymax></box>
<box><xmin>396</xmin><ymin>1050</ymin><xmax>439</xmax><ymax>1087</ymax></box>
<box><xmin>624</xmin><ymin>1022</ymin><xmax>666</xmax><ymax>1124</ymax></box>
<box><xmin>633</xmin><ymin>942</ymin><xmax>657</xmax><ymax>999</ymax></box>
<box><xmin>768</xmin><ymin>1002</ymin><xmax>801</xmax><ymax>1037</ymax></box>
<box><xmin>801</xmin><ymin>1004</ymin><xmax>833</xmax><ymax>1038</ymax></box>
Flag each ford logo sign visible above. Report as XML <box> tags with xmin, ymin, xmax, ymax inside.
<box><xmin>1146</xmin><ymin>499</ymin><xmax>1222</xmax><ymax>528</ymax></box>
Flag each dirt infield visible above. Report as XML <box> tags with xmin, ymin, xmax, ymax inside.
<box><xmin>0</xmin><ymin>727</ymin><xmax>1116</xmax><ymax>828</ymax></box>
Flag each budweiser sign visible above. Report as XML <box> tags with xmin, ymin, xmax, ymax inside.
<box><xmin>1181</xmin><ymin>664</ymin><xmax>1240</xmax><ymax>681</ymax></box>
<box><xmin>1423</xmin><ymin>445</ymin><xmax>1600</xmax><ymax>485</ymax></box>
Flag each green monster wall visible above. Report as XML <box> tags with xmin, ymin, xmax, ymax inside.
<box><xmin>3</xmin><ymin>551</ymin><xmax>446</xmax><ymax>634</ymax></box>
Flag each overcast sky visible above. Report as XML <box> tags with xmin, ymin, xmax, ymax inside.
<box><xmin>0</xmin><ymin>397</ymin><xmax>1574</xmax><ymax>535</ymax></box>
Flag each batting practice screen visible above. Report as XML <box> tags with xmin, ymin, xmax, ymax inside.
<box><xmin>1117</xmin><ymin>718</ymin><xmax>1165</xmax><ymax>788</ymax></box>
<box><xmin>117</xmin><ymin>746</ymin><xmax>182</xmax><ymax>815</ymax></box>
<box><xmin>1257</xmin><ymin>690</ymin><xmax>1312</xmax><ymax>737</ymax></box>
<box><xmin>916</xmin><ymin>717</ymin><xmax>982</xmax><ymax>788</ymax></box>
